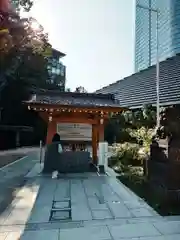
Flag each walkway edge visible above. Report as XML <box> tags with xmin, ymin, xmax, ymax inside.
<box><xmin>106</xmin><ymin>167</ymin><xmax>161</xmax><ymax>217</ymax></box>
<box><xmin>0</xmin><ymin>156</ymin><xmax>28</xmax><ymax>171</ymax></box>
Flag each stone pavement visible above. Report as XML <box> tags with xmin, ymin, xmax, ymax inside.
<box><xmin>0</xmin><ymin>148</ymin><xmax>40</xmax><ymax>215</ymax></box>
<box><xmin>0</xmin><ymin>147</ymin><xmax>41</xmax><ymax>156</ymax></box>
<box><xmin>0</xmin><ymin>164</ymin><xmax>180</xmax><ymax>239</ymax></box>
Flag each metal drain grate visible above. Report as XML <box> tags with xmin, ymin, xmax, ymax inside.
<box><xmin>53</xmin><ymin>201</ymin><xmax>70</xmax><ymax>209</ymax></box>
<box><xmin>50</xmin><ymin>200</ymin><xmax>71</xmax><ymax>221</ymax></box>
<box><xmin>51</xmin><ymin>210</ymin><xmax>70</xmax><ymax>221</ymax></box>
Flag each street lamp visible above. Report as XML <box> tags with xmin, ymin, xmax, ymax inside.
<box><xmin>136</xmin><ymin>4</ymin><xmax>160</xmax><ymax>129</ymax></box>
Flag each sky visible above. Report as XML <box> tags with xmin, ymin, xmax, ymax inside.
<box><xmin>29</xmin><ymin>0</ymin><xmax>135</xmax><ymax>92</ymax></box>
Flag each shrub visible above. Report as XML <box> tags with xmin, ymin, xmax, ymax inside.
<box><xmin>127</xmin><ymin>173</ymin><xmax>146</xmax><ymax>185</ymax></box>
<box><xmin>108</xmin><ymin>142</ymin><xmax>143</xmax><ymax>170</ymax></box>
<box><xmin>108</xmin><ymin>155</ymin><xmax>119</xmax><ymax>167</ymax></box>
<box><xmin>128</xmin><ymin>127</ymin><xmax>154</xmax><ymax>154</ymax></box>
<box><xmin>117</xmin><ymin>142</ymin><xmax>140</xmax><ymax>166</ymax></box>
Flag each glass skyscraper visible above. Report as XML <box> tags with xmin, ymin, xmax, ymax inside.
<box><xmin>135</xmin><ymin>0</ymin><xmax>180</xmax><ymax>72</ymax></box>
<box><xmin>11</xmin><ymin>0</ymin><xmax>20</xmax><ymax>11</ymax></box>
<box><xmin>47</xmin><ymin>49</ymin><xmax>66</xmax><ymax>91</ymax></box>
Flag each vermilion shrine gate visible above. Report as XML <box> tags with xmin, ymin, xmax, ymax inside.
<box><xmin>26</xmin><ymin>91</ymin><xmax>124</xmax><ymax>169</ymax></box>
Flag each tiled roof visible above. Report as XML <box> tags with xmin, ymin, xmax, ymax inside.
<box><xmin>96</xmin><ymin>54</ymin><xmax>180</xmax><ymax>109</ymax></box>
<box><xmin>27</xmin><ymin>91</ymin><xmax>121</xmax><ymax>108</ymax></box>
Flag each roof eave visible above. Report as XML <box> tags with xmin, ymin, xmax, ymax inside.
<box><xmin>24</xmin><ymin>101</ymin><xmax>126</xmax><ymax>113</ymax></box>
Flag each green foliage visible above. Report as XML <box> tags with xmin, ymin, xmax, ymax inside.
<box><xmin>0</xmin><ymin>46</ymin><xmax>50</xmax><ymax>126</ymax></box>
<box><xmin>105</xmin><ymin>104</ymin><xmax>156</xmax><ymax>144</ymax></box>
<box><xmin>156</xmin><ymin>105</ymin><xmax>180</xmax><ymax>139</ymax></box>
<box><xmin>116</xmin><ymin>143</ymin><xmax>140</xmax><ymax>166</ymax></box>
<box><xmin>19</xmin><ymin>0</ymin><xmax>33</xmax><ymax>11</ymax></box>
<box><xmin>75</xmin><ymin>86</ymin><xmax>87</xmax><ymax>93</ymax></box>
<box><xmin>126</xmin><ymin>173</ymin><xmax>145</xmax><ymax>185</ymax></box>
<box><xmin>65</xmin><ymin>88</ymin><xmax>71</xmax><ymax>92</ymax></box>
<box><xmin>0</xmin><ymin>8</ymin><xmax>49</xmax><ymax>56</ymax></box>
<box><xmin>105</xmin><ymin>112</ymin><xmax>134</xmax><ymax>144</ymax></box>
<box><xmin>123</xmin><ymin>104</ymin><xmax>156</xmax><ymax>129</ymax></box>
<box><xmin>12</xmin><ymin>0</ymin><xmax>33</xmax><ymax>12</ymax></box>
<box><xmin>2</xmin><ymin>47</ymin><xmax>48</xmax><ymax>85</ymax></box>
<box><xmin>108</xmin><ymin>142</ymin><xmax>143</xmax><ymax>169</ymax></box>
<box><xmin>128</xmin><ymin>127</ymin><xmax>154</xmax><ymax>153</ymax></box>
<box><xmin>0</xmin><ymin>1</ymin><xmax>50</xmax><ymax>146</ymax></box>
<box><xmin>0</xmin><ymin>35</ymin><xmax>49</xmax><ymax>130</ymax></box>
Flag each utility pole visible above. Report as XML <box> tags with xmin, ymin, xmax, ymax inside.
<box><xmin>137</xmin><ymin>3</ymin><xmax>160</xmax><ymax>129</ymax></box>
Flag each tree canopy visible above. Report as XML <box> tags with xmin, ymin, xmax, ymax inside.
<box><xmin>0</xmin><ymin>0</ymin><xmax>50</xmax><ymax>139</ymax></box>
<box><xmin>105</xmin><ymin>104</ymin><xmax>157</xmax><ymax>144</ymax></box>
<box><xmin>14</xmin><ymin>0</ymin><xmax>33</xmax><ymax>11</ymax></box>
<box><xmin>0</xmin><ymin>0</ymin><xmax>50</xmax><ymax>57</ymax></box>
<box><xmin>0</xmin><ymin>0</ymin><xmax>33</xmax><ymax>12</ymax></box>
<box><xmin>75</xmin><ymin>86</ymin><xmax>88</xmax><ymax>93</ymax></box>
<box><xmin>0</xmin><ymin>0</ymin><xmax>51</xmax><ymax>91</ymax></box>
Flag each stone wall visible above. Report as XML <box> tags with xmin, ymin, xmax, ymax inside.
<box><xmin>43</xmin><ymin>142</ymin><xmax>96</xmax><ymax>173</ymax></box>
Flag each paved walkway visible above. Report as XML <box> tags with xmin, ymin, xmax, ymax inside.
<box><xmin>0</xmin><ymin>164</ymin><xmax>180</xmax><ymax>239</ymax></box>
<box><xmin>0</xmin><ymin>148</ymin><xmax>40</xmax><ymax>215</ymax></box>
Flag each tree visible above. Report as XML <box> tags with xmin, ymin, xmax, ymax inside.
<box><xmin>65</xmin><ymin>88</ymin><xmax>71</xmax><ymax>92</ymax></box>
<box><xmin>0</xmin><ymin>0</ymin><xmax>50</xmax><ymax>56</ymax></box>
<box><xmin>14</xmin><ymin>0</ymin><xmax>33</xmax><ymax>11</ymax></box>
<box><xmin>0</xmin><ymin>0</ymin><xmax>50</xmax><ymax>138</ymax></box>
<box><xmin>0</xmin><ymin>0</ymin><xmax>51</xmax><ymax>92</ymax></box>
<box><xmin>75</xmin><ymin>86</ymin><xmax>87</xmax><ymax>93</ymax></box>
<box><xmin>0</xmin><ymin>0</ymin><xmax>33</xmax><ymax>12</ymax></box>
<box><xmin>123</xmin><ymin>104</ymin><xmax>156</xmax><ymax>129</ymax></box>
<box><xmin>0</xmin><ymin>46</ymin><xmax>51</xmax><ymax>124</ymax></box>
<box><xmin>105</xmin><ymin>105</ymin><xmax>156</xmax><ymax>144</ymax></box>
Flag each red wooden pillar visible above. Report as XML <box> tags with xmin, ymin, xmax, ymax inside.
<box><xmin>99</xmin><ymin>119</ymin><xmax>104</xmax><ymax>142</ymax></box>
<box><xmin>92</xmin><ymin>124</ymin><xmax>98</xmax><ymax>164</ymax></box>
<box><xmin>46</xmin><ymin>119</ymin><xmax>57</xmax><ymax>144</ymax></box>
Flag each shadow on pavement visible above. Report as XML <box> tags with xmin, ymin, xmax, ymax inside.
<box><xmin>0</xmin><ymin>176</ymin><xmax>28</xmax><ymax>215</ymax></box>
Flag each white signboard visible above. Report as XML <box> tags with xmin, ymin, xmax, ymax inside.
<box><xmin>57</xmin><ymin>123</ymin><xmax>92</xmax><ymax>141</ymax></box>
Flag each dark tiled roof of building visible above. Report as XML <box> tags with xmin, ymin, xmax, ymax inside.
<box><xmin>27</xmin><ymin>90</ymin><xmax>121</xmax><ymax>108</ymax></box>
<box><xmin>96</xmin><ymin>54</ymin><xmax>180</xmax><ymax>109</ymax></box>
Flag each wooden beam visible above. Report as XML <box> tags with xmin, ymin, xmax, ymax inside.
<box><xmin>53</xmin><ymin>117</ymin><xmax>98</xmax><ymax>125</ymax></box>
<box><xmin>92</xmin><ymin>124</ymin><xmax>98</xmax><ymax>165</ymax></box>
<box><xmin>26</xmin><ymin>102</ymin><xmax>126</xmax><ymax>113</ymax></box>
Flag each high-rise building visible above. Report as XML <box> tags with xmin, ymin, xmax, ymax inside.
<box><xmin>135</xmin><ymin>0</ymin><xmax>180</xmax><ymax>72</ymax></box>
<box><xmin>47</xmin><ymin>48</ymin><xmax>66</xmax><ymax>91</ymax></box>
<box><xmin>11</xmin><ymin>0</ymin><xmax>20</xmax><ymax>12</ymax></box>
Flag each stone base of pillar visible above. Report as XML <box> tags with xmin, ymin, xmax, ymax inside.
<box><xmin>98</xmin><ymin>165</ymin><xmax>105</xmax><ymax>174</ymax></box>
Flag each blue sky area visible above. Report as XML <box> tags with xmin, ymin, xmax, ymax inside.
<box><xmin>30</xmin><ymin>0</ymin><xmax>135</xmax><ymax>92</ymax></box>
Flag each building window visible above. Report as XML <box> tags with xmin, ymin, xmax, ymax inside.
<box><xmin>61</xmin><ymin>66</ymin><xmax>65</xmax><ymax>76</ymax></box>
<box><xmin>56</xmin><ymin>69</ymin><xmax>60</xmax><ymax>75</ymax></box>
<box><xmin>46</xmin><ymin>49</ymin><xmax>66</xmax><ymax>90</ymax></box>
<box><xmin>52</xmin><ymin>67</ymin><xmax>56</xmax><ymax>74</ymax></box>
